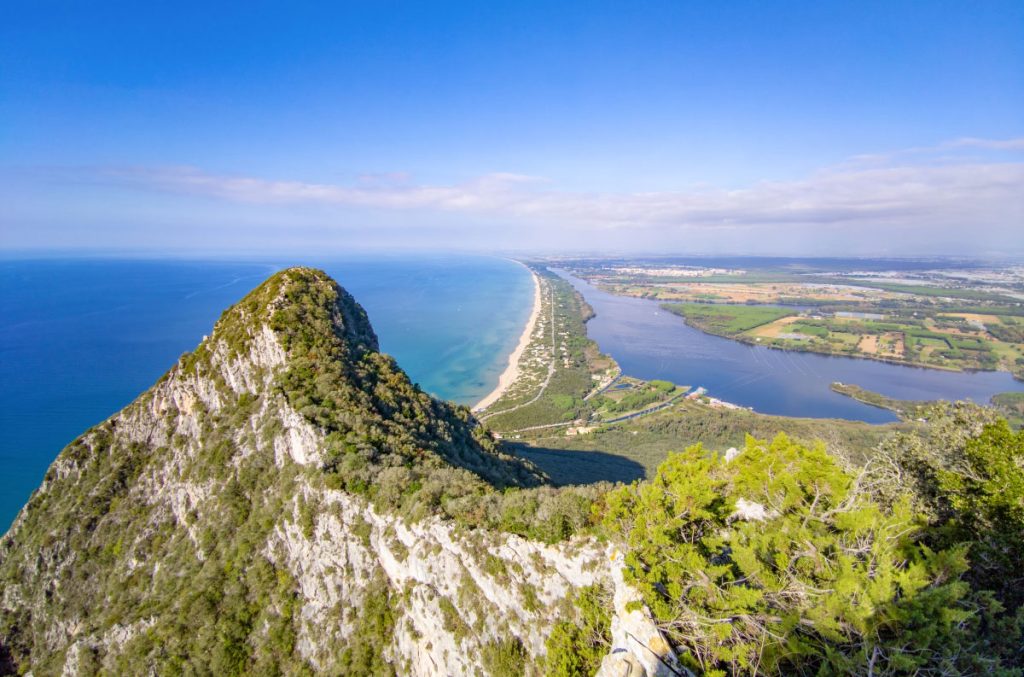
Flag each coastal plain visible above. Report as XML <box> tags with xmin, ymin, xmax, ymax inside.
<box><xmin>474</xmin><ymin>257</ymin><xmax>1024</xmax><ymax>485</ymax></box>
<box><xmin>562</xmin><ymin>258</ymin><xmax>1024</xmax><ymax>380</ymax></box>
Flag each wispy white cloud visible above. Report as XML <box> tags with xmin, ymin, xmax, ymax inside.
<box><xmin>946</xmin><ymin>137</ymin><xmax>1024</xmax><ymax>151</ymax></box>
<box><xmin>82</xmin><ymin>138</ymin><xmax>1022</xmax><ymax>236</ymax></box>
<box><xmin>845</xmin><ymin>136</ymin><xmax>1024</xmax><ymax>167</ymax></box>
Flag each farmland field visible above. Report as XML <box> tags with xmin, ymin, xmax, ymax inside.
<box><xmin>564</xmin><ymin>259</ymin><xmax>1024</xmax><ymax>380</ymax></box>
<box><xmin>660</xmin><ymin>303</ymin><xmax>793</xmax><ymax>334</ymax></box>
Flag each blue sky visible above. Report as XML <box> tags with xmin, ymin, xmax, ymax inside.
<box><xmin>2</xmin><ymin>1</ymin><xmax>1022</xmax><ymax>256</ymax></box>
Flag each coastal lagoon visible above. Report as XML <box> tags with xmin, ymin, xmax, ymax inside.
<box><xmin>557</xmin><ymin>269</ymin><xmax>1024</xmax><ymax>423</ymax></box>
<box><xmin>0</xmin><ymin>256</ymin><xmax>533</xmax><ymax>531</ymax></box>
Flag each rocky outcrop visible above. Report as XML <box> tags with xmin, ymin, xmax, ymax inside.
<box><xmin>0</xmin><ymin>267</ymin><xmax>679</xmax><ymax>676</ymax></box>
<box><xmin>597</xmin><ymin>550</ymin><xmax>688</xmax><ymax>677</ymax></box>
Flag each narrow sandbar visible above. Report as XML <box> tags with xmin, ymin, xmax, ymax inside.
<box><xmin>473</xmin><ymin>265</ymin><xmax>541</xmax><ymax>412</ymax></box>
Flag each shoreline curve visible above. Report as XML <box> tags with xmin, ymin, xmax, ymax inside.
<box><xmin>473</xmin><ymin>263</ymin><xmax>541</xmax><ymax>412</ymax></box>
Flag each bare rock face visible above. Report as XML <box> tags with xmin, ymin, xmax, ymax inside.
<box><xmin>0</xmin><ymin>267</ymin><xmax>676</xmax><ymax>676</ymax></box>
<box><xmin>598</xmin><ymin>549</ymin><xmax>690</xmax><ymax>677</ymax></box>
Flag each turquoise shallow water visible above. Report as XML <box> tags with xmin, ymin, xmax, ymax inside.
<box><xmin>0</xmin><ymin>256</ymin><xmax>533</xmax><ymax>532</ymax></box>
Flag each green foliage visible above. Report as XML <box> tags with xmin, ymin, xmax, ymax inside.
<box><xmin>602</xmin><ymin>388</ymin><xmax>661</xmax><ymax>414</ymax></box>
<box><xmin>443</xmin><ymin>483</ymin><xmax>607</xmax><ymax>544</ymax></box>
<box><xmin>336</xmin><ymin>575</ymin><xmax>397</xmax><ymax>676</ymax></box>
<box><xmin>438</xmin><ymin>595</ymin><xmax>470</xmax><ymax>642</ymax></box>
<box><xmin>649</xmin><ymin>379</ymin><xmax>675</xmax><ymax>393</ymax></box>
<box><xmin>795</xmin><ymin>321</ymin><xmax>833</xmax><ymax>338</ymax></box>
<box><xmin>264</xmin><ymin>269</ymin><xmax>544</xmax><ymax>509</ymax></box>
<box><xmin>602</xmin><ymin>434</ymin><xmax>986</xmax><ymax>676</ymax></box>
<box><xmin>875</xmin><ymin>406</ymin><xmax>1024</xmax><ymax>669</ymax></box>
<box><xmin>550</xmin><ymin>394</ymin><xmax>577</xmax><ymax>411</ymax></box>
<box><xmin>480</xmin><ymin>636</ymin><xmax>528</xmax><ymax>677</ymax></box>
<box><xmin>937</xmin><ymin>420</ymin><xmax>1024</xmax><ymax>595</ymax></box>
<box><xmin>989</xmin><ymin>322</ymin><xmax>1024</xmax><ymax>344</ymax></box>
<box><xmin>544</xmin><ymin>585</ymin><xmax>611</xmax><ymax>677</ymax></box>
<box><xmin>991</xmin><ymin>391</ymin><xmax>1024</xmax><ymax>428</ymax></box>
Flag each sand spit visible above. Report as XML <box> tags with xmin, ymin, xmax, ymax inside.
<box><xmin>473</xmin><ymin>266</ymin><xmax>542</xmax><ymax>412</ymax></box>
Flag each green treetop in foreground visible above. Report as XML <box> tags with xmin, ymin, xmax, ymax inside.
<box><xmin>602</xmin><ymin>427</ymin><xmax>1024</xmax><ymax>676</ymax></box>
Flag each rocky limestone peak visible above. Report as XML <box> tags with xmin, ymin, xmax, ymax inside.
<box><xmin>168</xmin><ymin>265</ymin><xmax>544</xmax><ymax>488</ymax></box>
<box><xmin>0</xmin><ymin>268</ymin><xmax>681</xmax><ymax>676</ymax></box>
<box><xmin>206</xmin><ymin>265</ymin><xmax>379</xmax><ymax>366</ymax></box>
<box><xmin>174</xmin><ymin>266</ymin><xmax>377</xmax><ymax>391</ymax></box>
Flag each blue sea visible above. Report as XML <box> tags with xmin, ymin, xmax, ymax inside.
<box><xmin>0</xmin><ymin>256</ymin><xmax>534</xmax><ymax>531</ymax></box>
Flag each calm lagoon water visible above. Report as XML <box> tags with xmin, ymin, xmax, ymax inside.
<box><xmin>0</xmin><ymin>256</ymin><xmax>533</xmax><ymax>531</ymax></box>
<box><xmin>557</xmin><ymin>269</ymin><xmax>1024</xmax><ymax>423</ymax></box>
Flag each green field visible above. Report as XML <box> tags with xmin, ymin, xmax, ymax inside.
<box><xmin>841</xmin><ymin>280</ymin><xmax>1018</xmax><ymax>302</ymax></box>
<box><xmin>914</xmin><ymin>336</ymin><xmax>950</xmax><ymax>348</ymax></box>
<box><xmin>830</xmin><ymin>331</ymin><xmax>860</xmax><ymax>347</ymax></box>
<box><xmin>661</xmin><ymin>303</ymin><xmax>793</xmax><ymax>335</ymax></box>
<box><xmin>787</xmin><ymin>321</ymin><xmax>829</xmax><ymax>338</ymax></box>
<box><xmin>991</xmin><ymin>392</ymin><xmax>1024</xmax><ymax>429</ymax></box>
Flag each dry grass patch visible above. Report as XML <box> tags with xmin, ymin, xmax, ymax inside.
<box><xmin>941</xmin><ymin>312</ymin><xmax>1002</xmax><ymax>324</ymax></box>
<box><xmin>858</xmin><ymin>334</ymin><xmax>879</xmax><ymax>354</ymax></box>
<box><xmin>749</xmin><ymin>316</ymin><xmax>802</xmax><ymax>338</ymax></box>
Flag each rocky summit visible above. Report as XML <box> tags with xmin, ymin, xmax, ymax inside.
<box><xmin>0</xmin><ymin>268</ymin><xmax>677</xmax><ymax>676</ymax></box>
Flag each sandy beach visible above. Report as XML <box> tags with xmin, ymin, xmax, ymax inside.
<box><xmin>473</xmin><ymin>266</ymin><xmax>542</xmax><ymax>412</ymax></box>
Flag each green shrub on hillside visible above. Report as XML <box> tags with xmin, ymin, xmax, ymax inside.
<box><xmin>481</xmin><ymin>636</ymin><xmax>528</xmax><ymax>677</ymax></box>
<box><xmin>602</xmin><ymin>433</ymin><xmax>1014</xmax><ymax>676</ymax></box>
<box><xmin>545</xmin><ymin>585</ymin><xmax>611</xmax><ymax>676</ymax></box>
<box><xmin>873</xmin><ymin>404</ymin><xmax>1024</xmax><ymax>668</ymax></box>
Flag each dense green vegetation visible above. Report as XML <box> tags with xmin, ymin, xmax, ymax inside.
<box><xmin>480</xmin><ymin>637</ymin><xmax>528</xmax><ymax>677</ymax></box>
<box><xmin>992</xmin><ymin>391</ymin><xmax>1024</xmax><ymax>428</ymax></box>
<box><xmin>661</xmin><ymin>303</ymin><xmax>793</xmax><ymax>335</ymax></box>
<box><xmin>544</xmin><ymin>585</ymin><xmax>611</xmax><ymax>676</ymax></box>
<box><xmin>875</xmin><ymin>406</ymin><xmax>1024</xmax><ymax>618</ymax></box>
<box><xmin>601</xmin><ymin>415</ymin><xmax>1024</xmax><ymax>675</ymax></box>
